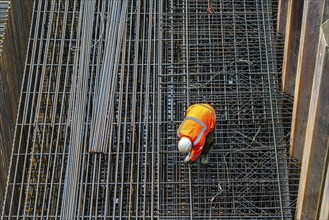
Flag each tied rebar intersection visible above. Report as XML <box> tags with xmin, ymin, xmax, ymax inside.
<box><xmin>2</xmin><ymin>0</ymin><xmax>300</xmax><ymax>219</ymax></box>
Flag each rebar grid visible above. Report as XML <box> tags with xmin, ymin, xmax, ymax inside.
<box><xmin>1</xmin><ymin>0</ymin><xmax>299</xmax><ymax>219</ymax></box>
<box><xmin>159</xmin><ymin>0</ymin><xmax>299</xmax><ymax>219</ymax></box>
<box><xmin>0</xmin><ymin>0</ymin><xmax>10</xmax><ymax>54</ymax></box>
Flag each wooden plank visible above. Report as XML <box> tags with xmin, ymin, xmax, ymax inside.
<box><xmin>319</xmin><ymin>143</ymin><xmax>329</xmax><ymax>220</ymax></box>
<box><xmin>0</xmin><ymin>0</ymin><xmax>33</xmax><ymax>208</ymax></box>
<box><xmin>290</xmin><ymin>0</ymin><xmax>325</xmax><ymax>161</ymax></box>
<box><xmin>277</xmin><ymin>0</ymin><xmax>289</xmax><ymax>34</ymax></box>
<box><xmin>282</xmin><ymin>0</ymin><xmax>303</xmax><ymax>96</ymax></box>
<box><xmin>296</xmin><ymin>19</ymin><xmax>329</xmax><ymax>220</ymax></box>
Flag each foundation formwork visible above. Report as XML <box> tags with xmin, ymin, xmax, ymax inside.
<box><xmin>1</xmin><ymin>0</ymin><xmax>299</xmax><ymax>219</ymax></box>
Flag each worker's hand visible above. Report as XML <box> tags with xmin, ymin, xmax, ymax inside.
<box><xmin>207</xmin><ymin>5</ymin><xmax>214</xmax><ymax>14</ymax></box>
<box><xmin>184</xmin><ymin>153</ymin><xmax>191</xmax><ymax>163</ymax></box>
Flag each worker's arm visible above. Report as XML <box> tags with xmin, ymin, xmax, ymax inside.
<box><xmin>189</xmin><ymin>136</ymin><xmax>206</xmax><ymax>161</ymax></box>
<box><xmin>190</xmin><ymin>147</ymin><xmax>202</xmax><ymax>161</ymax></box>
<box><xmin>184</xmin><ymin>153</ymin><xmax>191</xmax><ymax>163</ymax></box>
<box><xmin>184</xmin><ymin>152</ymin><xmax>197</xmax><ymax>164</ymax></box>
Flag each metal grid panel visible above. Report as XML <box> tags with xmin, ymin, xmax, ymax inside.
<box><xmin>2</xmin><ymin>0</ymin><xmax>161</xmax><ymax>218</ymax></box>
<box><xmin>1</xmin><ymin>0</ymin><xmax>299</xmax><ymax>219</ymax></box>
<box><xmin>159</xmin><ymin>0</ymin><xmax>299</xmax><ymax>219</ymax></box>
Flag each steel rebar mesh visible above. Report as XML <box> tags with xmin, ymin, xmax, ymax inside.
<box><xmin>159</xmin><ymin>0</ymin><xmax>299</xmax><ymax>219</ymax></box>
<box><xmin>1</xmin><ymin>0</ymin><xmax>299</xmax><ymax>219</ymax></box>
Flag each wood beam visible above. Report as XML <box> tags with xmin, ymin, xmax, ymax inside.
<box><xmin>0</xmin><ymin>0</ymin><xmax>33</xmax><ymax>208</ymax></box>
<box><xmin>277</xmin><ymin>0</ymin><xmax>289</xmax><ymax>34</ymax></box>
<box><xmin>282</xmin><ymin>0</ymin><xmax>303</xmax><ymax>95</ymax></box>
<box><xmin>296</xmin><ymin>19</ymin><xmax>329</xmax><ymax>220</ymax></box>
<box><xmin>290</xmin><ymin>0</ymin><xmax>325</xmax><ymax>161</ymax></box>
<box><xmin>319</xmin><ymin>139</ymin><xmax>329</xmax><ymax>220</ymax></box>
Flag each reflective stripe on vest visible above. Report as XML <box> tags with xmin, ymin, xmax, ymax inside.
<box><xmin>177</xmin><ymin>116</ymin><xmax>207</xmax><ymax>146</ymax></box>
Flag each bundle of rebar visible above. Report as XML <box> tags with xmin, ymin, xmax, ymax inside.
<box><xmin>89</xmin><ymin>0</ymin><xmax>129</xmax><ymax>153</ymax></box>
<box><xmin>1</xmin><ymin>0</ymin><xmax>300</xmax><ymax>219</ymax></box>
<box><xmin>0</xmin><ymin>1</ymin><xmax>10</xmax><ymax>54</ymax></box>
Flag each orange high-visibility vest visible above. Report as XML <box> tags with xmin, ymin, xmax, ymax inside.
<box><xmin>177</xmin><ymin>104</ymin><xmax>216</xmax><ymax>161</ymax></box>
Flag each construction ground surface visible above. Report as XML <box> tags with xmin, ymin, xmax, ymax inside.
<box><xmin>1</xmin><ymin>0</ymin><xmax>300</xmax><ymax>219</ymax></box>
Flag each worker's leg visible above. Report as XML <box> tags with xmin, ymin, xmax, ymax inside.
<box><xmin>202</xmin><ymin>129</ymin><xmax>215</xmax><ymax>155</ymax></box>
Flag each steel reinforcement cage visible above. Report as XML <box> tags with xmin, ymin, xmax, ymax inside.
<box><xmin>2</xmin><ymin>0</ymin><xmax>299</xmax><ymax>219</ymax></box>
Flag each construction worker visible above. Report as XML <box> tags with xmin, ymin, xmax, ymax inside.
<box><xmin>177</xmin><ymin>104</ymin><xmax>216</xmax><ymax>164</ymax></box>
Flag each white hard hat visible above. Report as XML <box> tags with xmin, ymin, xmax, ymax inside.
<box><xmin>178</xmin><ymin>137</ymin><xmax>192</xmax><ymax>153</ymax></box>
